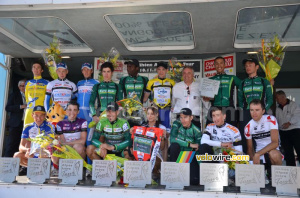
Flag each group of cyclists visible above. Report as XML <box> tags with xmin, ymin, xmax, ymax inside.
<box><xmin>10</xmin><ymin>56</ymin><xmax>285</xmax><ymax>185</ymax></box>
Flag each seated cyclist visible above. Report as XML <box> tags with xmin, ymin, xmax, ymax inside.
<box><xmin>13</xmin><ymin>106</ymin><xmax>55</xmax><ymax>175</ymax></box>
<box><xmin>245</xmin><ymin>99</ymin><xmax>282</xmax><ymax>165</ymax></box>
<box><xmin>169</xmin><ymin>108</ymin><xmax>201</xmax><ymax>185</ymax></box>
<box><xmin>199</xmin><ymin>106</ymin><xmax>242</xmax><ymax>155</ymax></box>
<box><xmin>86</xmin><ymin>102</ymin><xmax>131</xmax><ymax>160</ymax></box>
<box><xmin>54</xmin><ymin>101</ymin><xmax>87</xmax><ymax>163</ymax></box>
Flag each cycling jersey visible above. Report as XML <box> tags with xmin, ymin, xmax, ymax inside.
<box><xmin>132</xmin><ymin>126</ymin><xmax>164</xmax><ymax>161</ymax></box>
<box><xmin>244</xmin><ymin>115</ymin><xmax>279</xmax><ymax>152</ymax></box>
<box><xmin>89</xmin><ymin>81</ymin><xmax>122</xmax><ymax>116</ymax></box>
<box><xmin>119</xmin><ymin>75</ymin><xmax>148</xmax><ymax>101</ymax></box>
<box><xmin>45</xmin><ymin>78</ymin><xmax>77</xmax><ymax>111</ymax></box>
<box><xmin>210</xmin><ymin>74</ymin><xmax>241</xmax><ymax>107</ymax></box>
<box><xmin>92</xmin><ymin>118</ymin><xmax>130</xmax><ymax>151</ymax></box>
<box><xmin>24</xmin><ymin>76</ymin><xmax>49</xmax><ymax>125</ymax></box>
<box><xmin>77</xmin><ymin>78</ymin><xmax>99</xmax><ymax>121</ymax></box>
<box><xmin>145</xmin><ymin>78</ymin><xmax>175</xmax><ymax>109</ymax></box>
<box><xmin>170</xmin><ymin>120</ymin><xmax>201</xmax><ymax>151</ymax></box>
<box><xmin>56</xmin><ymin>118</ymin><xmax>87</xmax><ymax>143</ymax></box>
<box><xmin>238</xmin><ymin>76</ymin><xmax>273</xmax><ymax>111</ymax></box>
<box><xmin>202</xmin><ymin>123</ymin><xmax>242</xmax><ymax>152</ymax></box>
<box><xmin>22</xmin><ymin>121</ymin><xmax>55</xmax><ymax>157</ymax></box>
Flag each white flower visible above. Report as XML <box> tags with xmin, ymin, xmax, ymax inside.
<box><xmin>52</xmin><ymin>139</ymin><xmax>59</xmax><ymax>145</ymax></box>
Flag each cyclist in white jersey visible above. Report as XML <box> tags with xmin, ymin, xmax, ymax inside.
<box><xmin>244</xmin><ymin>99</ymin><xmax>282</xmax><ymax>165</ymax></box>
<box><xmin>200</xmin><ymin>107</ymin><xmax>242</xmax><ymax>155</ymax></box>
<box><xmin>44</xmin><ymin>63</ymin><xmax>77</xmax><ymax>111</ymax></box>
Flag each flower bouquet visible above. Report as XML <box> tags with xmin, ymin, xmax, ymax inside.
<box><xmin>28</xmin><ymin>133</ymin><xmax>92</xmax><ymax>171</ymax></box>
<box><xmin>28</xmin><ymin>133</ymin><xmax>57</xmax><ymax>157</ymax></box>
<box><xmin>214</xmin><ymin>147</ymin><xmax>249</xmax><ymax>178</ymax></box>
<box><xmin>98</xmin><ymin>47</ymin><xmax>121</xmax><ymax>82</ymax></box>
<box><xmin>167</xmin><ymin>57</ymin><xmax>184</xmax><ymax>83</ymax></box>
<box><xmin>42</xmin><ymin>36</ymin><xmax>62</xmax><ymax>80</ymax></box>
<box><xmin>53</xmin><ymin>144</ymin><xmax>92</xmax><ymax>171</ymax></box>
<box><xmin>257</xmin><ymin>35</ymin><xmax>286</xmax><ymax>82</ymax></box>
<box><xmin>117</xmin><ymin>93</ymin><xmax>145</xmax><ymax>126</ymax></box>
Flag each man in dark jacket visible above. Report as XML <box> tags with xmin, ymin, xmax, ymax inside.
<box><xmin>4</xmin><ymin>80</ymin><xmax>27</xmax><ymax>157</ymax></box>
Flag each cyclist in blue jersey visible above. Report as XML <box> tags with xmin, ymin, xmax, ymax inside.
<box><xmin>77</xmin><ymin>63</ymin><xmax>99</xmax><ymax>121</ymax></box>
<box><xmin>77</xmin><ymin>63</ymin><xmax>98</xmax><ymax>167</ymax></box>
<box><xmin>13</xmin><ymin>106</ymin><xmax>55</xmax><ymax>175</ymax></box>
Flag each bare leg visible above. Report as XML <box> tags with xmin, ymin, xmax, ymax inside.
<box><xmin>86</xmin><ymin>145</ymin><xmax>100</xmax><ymax>160</ymax></box>
<box><xmin>73</xmin><ymin>144</ymin><xmax>86</xmax><ymax>159</ymax></box>
<box><xmin>269</xmin><ymin>149</ymin><xmax>282</xmax><ymax>165</ymax></box>
<box><xmin>14</xmin><ymin>152</ymin><xmax>28</xmax><ymax>167</ymax></box>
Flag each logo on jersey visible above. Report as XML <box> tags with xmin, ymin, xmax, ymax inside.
<box><xmin>245</xmin><ymin>124</ymin><xmax>251</xmax><ymax>138</ymax></box>
<box><xmin>267</xmin><ymin>116</ymin><xmax>276</xmax><ymax>125</ymax></box>
<box><xmin>123</xmin><ymin>123</ymin><xmax>129</xmax><ymax>131</ymax></box>
<box><xmin>158</xmin><ymin>88</ymin><xmax>168</xmax><ymax>95</ymax></box>
<box><xmin>213</xmin><ymin>129</ymin><xmax>217</xmax><ymax>134</ymax></box>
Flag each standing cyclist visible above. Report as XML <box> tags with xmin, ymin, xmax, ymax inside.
<box><xmin>44</xmin><ymin>63</ymin><xmax>77</xmax><ymax>112</ymax></box>
<box><xmin>77</xmin><ymin>63</ymin><xmax>98</xmax><ymax>166</ymax></box>
<box><xmin>238</xmin><ymin>58</ymin><xmax>273</xmax><ymax>153</ymax></box>
<box><xmin>143</xmin><ymin>61</ymin><xmax>175</xmax><ymax>129</ymax></box>
<box><xmin>24</xmin><ymin>62</ymin><xmax>48</xmax><ymax>125</ymax></box>
<box><xmin>119</xmin><ymin>59</ymin><xmax>148</xmax><ymax>102</ymax></box>
<box><xmin>204</xmin><ymin>57</ymin><xmax>241</xmax><ymax>127</ymax></box>
<box><xmin>89</xmin><ymin>62</ymin><xmax>122</xmax><ymax>124</ymax></box>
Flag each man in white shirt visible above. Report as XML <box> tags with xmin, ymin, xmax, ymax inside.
<box><xmin>172</xmin><ymin>66</ymin><xmax>205</xmax><ymax>129</ymax></box>
<box><xmin>276</xmin><ymin>90</ymin><xmax>300</xmax><ymax>166</ymax></box>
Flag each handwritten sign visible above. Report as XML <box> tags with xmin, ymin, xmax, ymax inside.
<box><xmin>124</xmin><ymin>161</ymin><xmax>151</xmax><ymax>187</ymax></box>
<box><xmin>161</xmin><ymin>162</ymin><xmax>190</xmax><ymax>189</ymax></box>
<box><xmin>200</xmin><ymin>163</ymin><xmax>228</xmax><ymax>191</ymax></box>
<box><xmin>27</xmin><ymin>158</ymin><xmax>50</xmax><ymax>184</ymax></box>
<box><xmin>0</xmin><ymin>157</ymin><xmax>20</xmax><ymax>183</ymax></box>
<box><xmin>272</xmin><ymin>165</ymin><xmax>300</xmax><ymax>196</ymax></box>
<box><xmin>92</xmin><ymin>160</ymin><xmax>117</xmax><ymax>186</ymax></box>
<box><xmin>59</xmin><ymin>159</ymin><xmax>83</xmax><ymax>185</ymax></box>
<box><xmin>235</xmin><ymin>164</ymin><xmax>265</xmax><ymax>193</ymax></box>
<box><xmin>199</xmin><ymin>78</ymin><xmax>220</xmax><ymax>98</ymax></box>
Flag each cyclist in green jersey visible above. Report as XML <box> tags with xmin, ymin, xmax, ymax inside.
<box><xmin>89</xmin><ymin>62</ymin><xmax>122</xmax><ymax>123</ymax></box>
<box><xmin>169</xmin><ymin>108</ymin><xmax>201</xmax><ymax>185</ymax></box>
<box><xmin>86</xmin><ymin>102</ymin><xmax>131</xmax><ymax>160</ymax></box>
<box><xmin>238</xmin><ymin>58</ymin><xmax>273</xmax><ymax>153</ymax></box>
<box><xmin>204</xmin><ymin>57</ymin><xmax>241</xmax><ymax>127</ymax></box>
<box><xmin>119</xmin><ymin>59</ymin><xmax>149</xmax><ymax>102</ymax></box>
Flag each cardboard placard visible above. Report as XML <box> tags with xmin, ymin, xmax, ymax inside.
<box><xmin>0</xmin><ymin>157</ymin><xmax>20</xmax><ymax>183</ymax></box>
<box><xmin>272</xmin><ymin>165</ymin><xmax>300</xmax><ymax>196</ymax></box>
<box><xmin>200</xmin><ymin>163</ymin><xmax>228</xmax><ymax>191</ymax></box>
<box><xmin>92</xmin><ymin>160</ymin><xmax>117</xmax><ymax>186</ymax></box>
<box><xmin>27</xmin><ymin>158</ymin><xmax>51</xmax><ymax>184</ymax></box>
<box><xmin>124</xmin><ymin>161</ymin><xmax>151</xmax><ymax>187</ymax></box>
<box><xmin>59</xmin><ymin>159</ymin><xmax>83</xmax><ymax>185</ymax></box>
<box><xmin>161</xmin><ymin>162</ymin><xmax>190</xmax><ymax>189</ymax></box>
<box><xmin>235</xmin><ymin>164</ymin><xmax>265</xmax><ymax>193</ymax></box>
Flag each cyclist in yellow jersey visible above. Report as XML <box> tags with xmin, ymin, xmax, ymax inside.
<box><xmin>143</xmin><ymin>62</ymin><xmax>175</xmax><ymax>129</ymax></box>
<box><xmin>24</xmin><ymin>63</ymin><xmax>49</xmax><ymax>125</ymax></box>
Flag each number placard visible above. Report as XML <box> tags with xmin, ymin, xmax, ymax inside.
<box><xmin>0</xmin><ymin>158</ymin><xmax>20</xmax><ymax>183</ymax></box>
<box><xmin>272</xmin><ymin>165</ymin><xmax>300</xmax><ymax>196</ymax></box>
<box><xmin>92</xmin><ymin>160</ymin><xmax>117</xmax><ymax>186</ymax></box>
<box><xmin>200</xmin><ymin>163</ymin><xmax>228</xmax><ymax>191</ymax></box>
<box><xmin>27</xmin><ymin>158</ymin><xmax>51</xmax><ymax>184</ymax></box>
<box><xmin>124</xmin><ymin>161</ymin><xmax>151</xmax><ymax>187</ymax></box>
<box><xmin>59</xmin><ymin>159</ymin><xmax>83</xmax><ymax>185</ymax></box>
<box><xmin>161</xmin><ymin>162</ymin><xmax>190</xmax><ymax>189</ymax></box>
<box><xmin>235</xmin><ymin>164</ymin><xmax>265</xmax><ymax>193</ymax></box>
